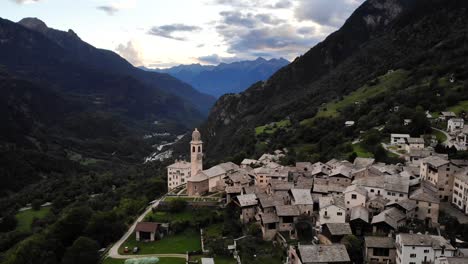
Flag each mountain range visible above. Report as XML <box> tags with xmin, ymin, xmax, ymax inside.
<box><xmin>146</xmin><ymin>57</ymin><xmax>289</xmax><ymax>98</ymax></box>
<box><xmin>0</xmin><ymin>17</ymin><xmax>215</xmax><ymax>195</ymax></box>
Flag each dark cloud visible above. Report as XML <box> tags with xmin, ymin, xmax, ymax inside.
<box><xmin>197</xmin><ymin>54</ymin><xmax>239</xmax><ymax>64</ymax></box>
<box><xmin>295</xmin><ymin>0</ymin><xmax>364</xmax><ymax>27</ymax></box>
<box><xmin>268</xmin><ymin>0</ymin><xmax>293</xmax><ymax>9</ymax></box>
<box><xmin>218</xmin><ymin>11</ymin><xmax>285</xmax><ymax>29</ymax></box>
<box><xmin>97</xmin><ymin>6</ymin><xmax>119</xmax><ymax>16</ymax></box>
<box><xmin>115</xmin><ymin>41</ymin><xmax>143</xmax><ymax>66</ymax></box>
<box><xmin>147</xmin><ymin>24</ymin><xmax>201</xmax><ymax>41</ymax></box>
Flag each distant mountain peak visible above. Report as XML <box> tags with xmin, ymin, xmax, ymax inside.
<box><xmin>18</xmin><ymin>17</ymin><xmax>48</xmax><ymax>33</ymax></box>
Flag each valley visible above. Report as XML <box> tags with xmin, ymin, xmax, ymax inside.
<box><xmin>1</xmin><ymin>0</ymin><xmax>468</xmax><ymax>264</ymax></box>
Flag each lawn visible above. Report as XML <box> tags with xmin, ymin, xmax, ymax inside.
<box><xmin>204</xmin><ymin>223</ymin><xmax>223</xmax><ymax>237</ymax></box>
<box><xmin>15</xmin><ymin>206</ymin><xmax>51</xmax><ymax>232</ymax></box>
<box><xmin>351</xmin><ymin>143</ymin><xmax>374</xmax><ymax>158</ymax></box>
<box><xmin>432</xmin><ymin>129</ymin><xmax>447</xmax><ymax>143</ymax></box>
<box><xmin>119</xmin><ymin>229</ymin><xmax>201</xmax><ymax>255</ymax></box>
<box><xmin>448</xmin><ymin>100</ymin><xmax>468</xmax><ymax>115</ymax></box>
<box><xmin>300</xmin><ymin>69</ymin><xmax>409</xmax><ymax>126</ymax></box>
<box><xmin>103</xmin><ymin>257</ymin><xmax>186</xmax><ymax>264</ymax></box>
<box><xmin>255</xmin><ymin>119</ymin><xmax>291</xmax><ymax>135</ymax></box>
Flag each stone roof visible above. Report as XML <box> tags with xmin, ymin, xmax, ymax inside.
<box><xmin>398</xmin><ymin>233</ymin><xmax>455</xmax><ymax>250</ymax></box>
<box><xmin>350</xmin><ymin>206</ymin><xmax>369</xmax><ymax>223</ymax></box>
<box><xmin>446</xmin><ymin>258</ymin><xmax>468</xmax><ymax>264</ymax></box>
<box><xmin>257</xmin><ymin>193</ymin><xmax>285</xmax><ymax>208</ymax></box>
<box><xmin>455</xmin><ymin>168</ymin><xmax>468</xmax><ymax>184</ymax></box>
<box><xmin>290</xmin><ymin>189</ymin><xmax>313</xmax><ymax>205</ymax></box>
<box><xmin>344</xmin><ymin>185</ymin><xmax>367</xmax><ymax>196</ymax></box>
<box><xmin>295</xmin><ymin>176</ymin><xmax>314</xmax><ymax>189</ymax></box>
<box><xmin>167</xmin><ymin>160</ymin><xmax>191</xmax><ymax>169</ymax></box>
<box><xmin>353</xmin><ymin>175</ymin><xmax>409</xmax><ymax>194</ymax></box>
<box><xmin>410</xmin><ymin>183</ymin><xmax>440</xmax><ymax>204</ymax></box>
<box><xmin>406</xmin><ymin>137</ymin><xmax>425</xmax><ymax>144</ymax></box>
<box><xmin>260</xmin><ymin>212</ymin><xmax>279</xmax><ymax>224</ymax></box>
<box><xmin>188</xmin><ymin>171</ymin><xmax>209</xmax><ymax>182</ymax></box>
<box><xmin>353</xmin><ymin>157</ymin><xmax>375</xmax><ymax>169</ymax></box>
<box><xmin>313</xmin><ymin>184</ymin><xmax>329</xmax><ymax>194</ymax></box>
<box><xmin>371</xmin><ymin>207</ymin><xmax>406</xmax><ymax>229</ymax></box>
<box><xmin>275</xmin><ymin>205</ymin><xmax>300</xmax><ymax>216</ymax></box>
<box><xmin>298</xmin><ymin>244</ymin><xmax>350</xmax><ymax>263</ymax></box>
<box><xmin>236</xmin><ymin>193</ymin><xmax>258</xmax><ymax>207</ymax></box>
<box><xmin>319</xmin><ymin>195</ymin><xmax>345</xmax><ymax>210</ymax></box>
<box><xmin>201</xmin><ymin>258</ymin><xmax>215</xmax><ymax>264</ymax></box>
<box><xmin>270</xmin><ymin>180</ymin><xmax>294</xmax><ymax>191</ymax></box>
<box><xmin>225</xmin><ymin>186</ymin><xmax>242</xmax><ymax>194</ymax></box>
<box><xmin>386</xmin><ymin>199</ymin><xmax>417</xmax><ymax>212</ymax></box>
<box><xmin>324</xmin><ymin>223</ymin><xmax>352</xmax><ymax>236</ymax></box>
<box><xmin>330</xmin><ymin>165</ymin><xmax>353</xmax><ymax>178</ymax></box>
<box><xmin>241</xmin><ymin>158</ymin><xmax>258</xmax><ymax>165</ymax></box>
<box><xmin>364</xmin><ymin>236</ymin><xmax>395</xmax><ymax>248</ymax></box>
<box><xmin>441</xmin><ymin>111</ymin><xmax>456</xmax><ymax>117</ymax></box>
<box><xmin>421</xmin><ymin>156</ymin><xmax>450</xmax><ymax>168</ymax></box>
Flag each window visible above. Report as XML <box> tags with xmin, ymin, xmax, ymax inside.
<box><xmin>387</xmin><ymin>192</ymin><xmax>391</xmax><ymax>195</ymax></box>
<box><xmin>283</xmin><ymin>216</ymin><xmax>294</xmax><ymax>223</ymax></box>
<box><xmin>410</xmin><ymin>253</ymin><xmax>416</xmax><ymax>258</ymax></box>
<box><xmin>424</xmin><ymin>250</ymin><xmax>429</xmax><ymax>253</ymax></box>
<box><xmin>370</xmin><ymin>189</ymin><xmax>375</xmax><ymax>193</ymax></box>
<box><xmin>428</xmin><ymin>209</ymin><xmax>431</xmax><ymax>213</ymax></box>
<box><xmin>192</xmin><ymin>146</ymin><xmax>195</xmax><ymax>152</ymax></box>
<box><xmin>373</xmin><ymin>248</ymin><xmax>390</xmax><ymax>257</ymax></box>
<box><xmin>198</xmin><ymin>146</ymin><xmax>201</xmax><ymax>152</ymax></box>
<box><xmin>337</xmin><ymin>212</ymin><xmax>343</xmax><ymax>216</ymax></box>
<box><xmin>351</xmin><ymin>194</ymin><xmax>357</xmax><ymax>199</ymax></box>
<box><xmin>399</xmin><ymin>194</ymin><xmax>404</xmax><ymax>197</ymax></box>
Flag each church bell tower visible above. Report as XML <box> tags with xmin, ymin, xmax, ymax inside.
<box><xmin>190</xmin><ymin>128</ymin><xmax>203</xmax><ymax>176</ymax></box>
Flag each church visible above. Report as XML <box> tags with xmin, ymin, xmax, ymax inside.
<box><xmin>167</xmin><ymin>128</ymin><xmax>240</xmax><ymax>196</ymax></box>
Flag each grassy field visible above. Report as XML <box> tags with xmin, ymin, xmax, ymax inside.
<box><xmin>448</xmin><ymin>100</ymin><xmax>468</xmax><ymax>115</ymax></box>
<box><xmin>15</xmin><ymin>206</ymin><xmax>51</xmax><ymax>232</ymax></box>
<box><xmin>204</xmin><ymin>223</ymin><xmax>223</xmax><ymax>237</ymax></box>
<box><xmin>255</xmin><ymin>119</ymin><xmax>291</xmax><ymax>135</ymax></box>
<box><xmin>300</xmin><ymin>69</ymin><xmax>409</xmax><ymax>126</ymax></box>
<box><xmin>351</xmin><ymin>143</ymin><xmax>374</xmax><ymax>158</ymax></box>
<box><xmin>119</xmin><ymin>229</ymin><xmax>201</xmax><ymax>255</ymax></box>
<box><xmin>432</xmin><ymin>129</ymin><xmax>447</xmax><ymax>143</ymax></box>
<box><xmin>103</xmin><ymin>257</ymin><xmax>186</xmax><ymax>264</ymax></box>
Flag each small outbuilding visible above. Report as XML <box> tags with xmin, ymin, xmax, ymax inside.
<box><xmin>135</xmin><ymin>222</ymin><xmax>161</xmax><ymax>242</ymax></box>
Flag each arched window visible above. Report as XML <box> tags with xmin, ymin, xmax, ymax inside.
<box><xmin>192</xmin><ymin>146</ymin><xmax>195</xmax><ymax>152</ymax></box>
<box><xmin>198</xmin><ymin>146</ymin><xmax>201</xmax><ymax>152</ymax></box>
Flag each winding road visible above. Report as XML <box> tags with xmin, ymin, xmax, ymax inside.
<box><xmin>107</xmin><ymin>195</ymin><xmax>186</xmax><ymax>260</ymax></box>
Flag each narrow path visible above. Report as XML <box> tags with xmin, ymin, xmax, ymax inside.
<box><xmin>107</xmin><ymin>196</ymin><xmax>177</xmax><ymax>259</ymax></box>
<box><xmin>381</xmin><ymin>143</ymin><xmax>403</xmax><ymax>157</ymax></box>
<box><xmin>110</xmin><ymin>253</ymin><xmax>186</xmax><ymax>260</ymax></box>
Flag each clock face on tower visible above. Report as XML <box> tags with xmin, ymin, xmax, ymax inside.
<box><xmin>197</xmin><ymin>153</ymin><xmax>203</xmax><ymax>160</ymax></box>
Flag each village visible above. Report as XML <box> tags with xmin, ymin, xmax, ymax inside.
<box><xmin>108</xmin><ymin>112</ymin><xmax>468</xmax><ymax>264</ymax></box>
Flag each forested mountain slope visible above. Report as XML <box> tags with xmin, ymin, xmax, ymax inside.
<box><xmin>199</xmin><ymin>0</ymin><xmax>468</xmax><ymax>163</ymax></box>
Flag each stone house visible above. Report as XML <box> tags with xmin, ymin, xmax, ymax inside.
<box><xmin>410</xmin><ymin>181</ymin><xmax>440</xmax><ymax>224</ymax></box>
<box><xmin>452</xmin><ymin>168</ymin><xmax>468</xmax><ymax>215</ymax></box>
<box><xmin>319</xmin><ymin>195</ymin><xmax>346</xmax><ymax>224</ymax></box>
<box><xmin>396</xmin><ymin>233</ymin><xmax>456</xmax><ymax>264</ymax></box>
<box><xmin>404</xmin><ymin>137</ymin><xmax>425</xmax><ymax>153</ymax></box>
<box><xmin>289</xmin><ymin>189</ymin><xmax>313</xmax><ymax>216</ymax></box>
<box><xmin>343</xmin><ymin>185</ymin><xmax>367</xmax><ymax>213</ymax></box>
<box><xmin>288</xmin><ymin>244</ymin><xmax>351</xmax><ymax>264</ymax></box>
<box><xmin>349</xmin><ymin>206</ymin><xmax>370</xmax><ymax>236</ymax></box>
<box><xmin>364</xmin><ymin>236</ymin><xmax>396</xmax><ymax>264</ymax></box>
<box><xmin>275</xmin><ymin>205</ymin><xmax>300</xmax><ymax>234</ymax></box>
<box><xmin>371</xmin><ymin>207</ymin><xmax>406</xmax><ymax>234</ymax></box>
<box><xmin>167</xmin><ymin>160</ymin><xmax>191</xmax><ymax>190</ymax></box>
<box><xmin>391</xmin><ymin>134</ymin><xmax>410</xmax><ymax>145</ymax></box>
<box><xmin>321</xmin><ymin>223</ymin><xmax>352</xmax><ymax>243</ymax></box>
<box><xmin>235</xmin><ymin>193</ymin><xmax>258</xmax><ymax>224</ymax></box>
<box><xmin>448</xmin><ymin>118</ymin><xmax>464</xmax><ymax>132</ymax></box>
<box><xmin>420</xmin><ymin>156</ymin><xmax>460</xmax><ymax>201</ymax></box>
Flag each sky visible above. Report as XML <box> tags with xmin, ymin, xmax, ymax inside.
<box><xmin>2</xmin><ymin>0</ymin><xmax>365</xmax><ymax>68</ymax></box>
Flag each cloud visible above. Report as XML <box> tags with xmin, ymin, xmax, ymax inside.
<box><xmin>295</xmin><ymin>0</ymin><xmax>364</xmax><ymax>27</ymax></box>
<box><xmin>12</xmin><ymin>0</ymin><xmax>41</xmax><ymax>4</ymax></box>
<box><xmin>96</xmin><ymin>0</ymin><xmax>137</xmax><ymax>16</ymax></box>
<box><xmin>213</xmin><ymin>0</ymin><xmax>292</xmax><ymax>9</ymax></box>
<box><xmin>196</xmin><ymin>54</ymin><xmax>239</xmax><ymax>64</ymax></box>
<box><xmin>215</xmin><ymin>10</ymin><xmax>318</xmax><ymax>59</ymax></box>
<box><xmin>147</xmin><ymin>24</ymin><xmax>201</xmax><ymax>41</ymax></box>
<box><xmin>97</xmin><ymin>6</ymin><xmax>119</xmax><ymax>16</ymax></box>
<box><xmin>115</xmin><ymin>41</ymin><xmax>143</xmax><ymax>66</ymax></box>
